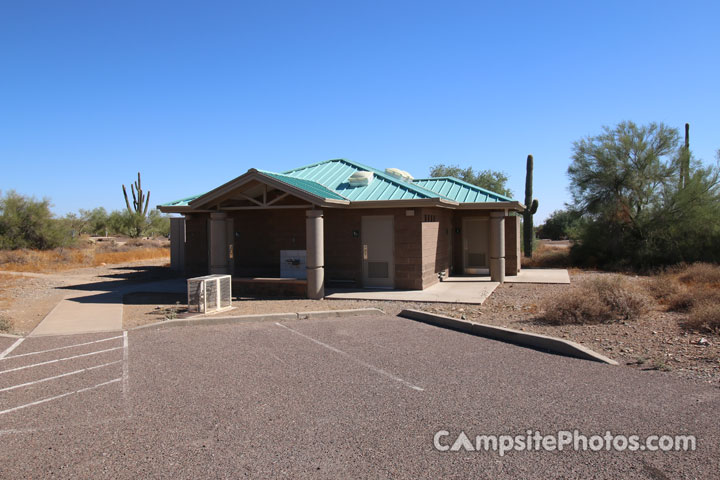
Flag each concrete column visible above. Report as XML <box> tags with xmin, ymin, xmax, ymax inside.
<box><xmin>489</xmin><ymin>211</ymin><xmax>505</xmax><ymax>283</ymax></box>
<box><xmin>209</xmin><ymin>212</ymin><xmax>229</xmax><ymax>274</ymax></box>
<box><xmin>306</xmin><ymin>209</ymin><xmax>325</xmax><ymax>299</ymax></box>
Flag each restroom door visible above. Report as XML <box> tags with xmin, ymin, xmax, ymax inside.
<box><xmin>361</xmin><ymin>216</ymin><xmax>394</xmax><ymax>288</ymax></box>
<box><xmin>462</xmin><ymin>217</ymin><xmax>489</xmax><ymax>274</ymax></box>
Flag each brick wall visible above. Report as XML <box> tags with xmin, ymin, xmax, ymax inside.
<box><xmin>419</xmin><ymin>207</ymin><xmax>452</xmax><ymax>288</ymax></box>
<box><xmin>184</xmin><ymin>213</ymin><xmax>209</xmax><ymax>276</ymax></box>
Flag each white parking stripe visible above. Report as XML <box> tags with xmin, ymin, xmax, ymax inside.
<box><xmin>0</xmin><ymin>347</ymin><xmax>122</xmax><ymax>375</ymax></box>
<box><xmin>0</xmin><ymin>338</ymin><xmax>25</xmax><ymax>359</ymax></box>
<box><xmin>0</xmin><ymin>335</ymin><xmax>122</xmax><ymax>361</ymax></box>
<box><xmin>122</xmin><ymin>331</ymin><xmax>129</xmax><ymax>397</ymax></box>
<box><xmin>0</xmin><ymin>378</ymin><xmax>121</xmax><ymax>416</ymax></box>
<box><xmin>274</xmin><ymin>322</ymin><xmax>425</xmax><ymax>392</ymax></box>
<box><xmin>0</xmin><ymin>360</ymin><xmax>122</xmax><ymax>393</ymax></box>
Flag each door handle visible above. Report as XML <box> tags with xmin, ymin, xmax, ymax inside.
<box><xmin>363</xmin><ymin>245</ymin><xmax>368</xmax><ymax>260</ymax></box>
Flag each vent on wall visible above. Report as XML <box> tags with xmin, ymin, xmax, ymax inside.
<box><xmin>187</xmin><ymin>274</ymin><xmax>233</xmax><ymax>314</ymax></box>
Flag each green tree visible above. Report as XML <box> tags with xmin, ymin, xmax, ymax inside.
<box><xmin>0</xmin><ymin>191</ymin><xmax>72</xmax><ymax>250</ymax></box>
<box><xmin>429</xmin><ymin>164</ymin><xmax>512</xmax><ymax>197</ymax></box>
<box><xmin>568</xmin><ymin>121</ymin><xmax>720</xmax><ymax>268</ymax></box>
<box><xmin>537</xmin><ymin>208</ymin><xmax>581</xmax><ymax>240</ymax></box>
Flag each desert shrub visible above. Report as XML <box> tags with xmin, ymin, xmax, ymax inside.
<box><xmin>683</xmin><ymin>302</ymin><xmax>720</xmax><ymax>334</ymax></box>
<box><xmin>590</xmin><ymin>276</ymin><xmax>649</xmax><ymax>320</ymax></box>
<box><xmin>643</xmin><ymin>274</ymin><xmax>682</xmax><ymax>300</ymax></box>
<box><xmin>668</xmin><ymin>288</ymin><xmax>720</xmax><ymax>313</ymax></box>
<box><xmin>0</xmin><ymin>315</ymin><xmax>11</xmax><ymax>332</ymax></box>
<box><xmin>541</xmin><ymin>289</ymin><xmax>613</xmax><ymax>325</ymax></box>
<box><xmin>541</xmin><ymin>275</ymin><xmax>648</xmax><ymax>324</ymax></box>
<box><xmin>675</xmin><ymin>263</ymin><xmax>720</xmax><ymax>286</ymax></box>
<box><xmin>0</xmin><ymin>191</ymin><xmax>73</xmax><ymax>250</ymax></box>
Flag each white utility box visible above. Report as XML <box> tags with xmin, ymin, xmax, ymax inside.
<box><xmin>187</xmin><ymin>274</ymin><xmax>233</xmax><ymax>314</ymax></box>
<box><xmin>280</xmin><ymin>250</ymin><xmax>307</xmax><ymax>279</ymax></box>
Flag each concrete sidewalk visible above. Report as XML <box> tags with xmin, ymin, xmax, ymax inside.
<box><xmin>327</xmin><ymin>278</ymin><xmax>499</xmax><ymax>304</ymax></box>
<box><xmin>30</xmin><ymin>279</ymin><xmax>186</xmax><ymax>336</ymax></box>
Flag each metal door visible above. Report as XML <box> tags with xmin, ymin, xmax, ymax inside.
<box><xmin>462</xmin><ymin>217</ymin><xmax>489</xmax><ymax>274</ymax></box>
<box><xmin>361</xmin><ymin>216</ymin><xmax>394</xmax><ymax>288</ymax></box>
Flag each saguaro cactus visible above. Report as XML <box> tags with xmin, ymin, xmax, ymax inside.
<box><xmin>523</xmin><ymin>155</ymin><xmax>539</xmax><ymax>258</ymax></box>
<box><xmin>679</xmin><ymin>123</ymin><xmax>690</xmax><ymax>189</ymax></box>
<box><xmin>122</xmin><ymin>172</ymin><xmax>151</xmax><ymax>237</ymax></box>
<box><xmin>123</xmin><ymin>172</ymin><xmax>150</xmax><ymax>216</ymax></box>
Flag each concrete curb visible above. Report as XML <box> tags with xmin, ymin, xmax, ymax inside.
<box><xmin>0</xmin><ymin>332</ymin><xmax>23</xmax><ymax>339</ymax></box>
<box><xmin>399</xmin><ymin>309</ymin><xmax>618</xmax><ymax>365</ymax></box>
<box><xmin>130</xmin><ymin>308</ymin><xmax>385</xmax><ymax>331</ymax></box>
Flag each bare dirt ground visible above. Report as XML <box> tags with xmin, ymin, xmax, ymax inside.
<box><xmin>0</xmin><ymin>259</ymin><xmax>173</xmax><ymax>335</ymax></box>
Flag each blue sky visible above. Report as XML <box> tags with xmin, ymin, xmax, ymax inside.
<box><xmin>1</xmin><ymin>0</ymin><xmax>718</xmax><ymax>221</ymax></box>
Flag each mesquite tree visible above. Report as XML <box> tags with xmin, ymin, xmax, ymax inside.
<box><xmin>523</xmin><ymin>155</ymin><xmax>539</xmax><ymax>258</ymax></box>
<box><xmin>122</xmin><ymin>172</ymin><xmax>151</xmax><ymax>237</ymax></box>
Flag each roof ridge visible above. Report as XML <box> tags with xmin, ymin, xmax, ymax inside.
<box><xmin>413</xmin><ymin>176</ymin><xmax>512</xmax><ymax>201</ymax></box>
<box><xmin>260</xmin><ymin>169</ymin><xmax>350</xmax><ymax>201</ymax></box>
<box><xmin>287</xmin><ymin>158</ymin><xmax>443</xmax><ymax>199</ymax></box>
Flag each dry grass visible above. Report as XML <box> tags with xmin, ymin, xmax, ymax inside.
<box><xmin>683</xmin><ymin>302</ymin><xmax>720</xmax><ymax>334</ymax></box>
<box><xmin>675</xmin><ymin>262</ymin><xmax>720</xmax><ymax>286</ymax></box>
<box><xmin>522</xmin><ymin>242</ymin><xmax>570</xmax><ymax>269</ymax></box>
<box><xmin>0</xmin><ymin>243</ymin><xmax>169</xmax><ymax>273</ymax></box>
<box><xmin>541</xmin><ymin>275</ymin><xmax>648</xmax><ymax>325</ymax></box>
<box><xmin>640</xmin><ymin>262</ymin><xmax>720</xmax><ymax>334</ymax></box>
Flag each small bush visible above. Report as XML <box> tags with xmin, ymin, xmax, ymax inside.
<box><xmin>683</xmin><ymin>302</ymin><xmax>720</xmax><ymax>334</ymax></box>
<box><xmin>541</xmin><ymin>275</ymin><xmax>648</xmax><ymax>325</ymax></box>
<box><xmin>0</xmin><ymin>315</ymin><xmax>11</xmax><ymax>332</ymax></box>
<box><xmin>675</xmin><ymin>263</ymin><xmax>720</xmax><ymax>286</ymax></box>
<box><xmin>643</xmin><ymin>274</ymin><xmax>682</xmax><ymax>300</ymax></box>
<box><xmin>667</xmin><ymin>288</ymin><xmax>720</xmax><ymax>313</ymax></box>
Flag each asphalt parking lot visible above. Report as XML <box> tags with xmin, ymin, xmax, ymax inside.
<box><xmin>1</xmin><ymin>314</ymin><xmax>718</xmax><ymax>479</ymax></box>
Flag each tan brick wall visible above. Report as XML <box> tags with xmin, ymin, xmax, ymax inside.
<box><xmin>419</xmin><ymin>207</ymin><xmax>452</xmax><ymax>288</ymax></box>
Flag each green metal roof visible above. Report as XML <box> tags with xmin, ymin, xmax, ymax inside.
<box><xmin>161</xmin><ymin>194</ymin><xmax>203</xmax><ymax>207</ymax></box>
<box><xmin>259</xmin><ymin>171</ymin><xmax>348</xmax><ymax>201</ymax></box>
<box><xmin>412</xmin><ymin>177</ymin><xmax>513</xmax><ymax>203</ymax></box>
<box><xmin>160</xmin><ymin>159</ymin><xmax>515</xmax><ymax>208</ymax></box>
<box><xmin>283</xmin><ymin>158</ymin><xmax>439</xmax><ymax>201</ymax></box>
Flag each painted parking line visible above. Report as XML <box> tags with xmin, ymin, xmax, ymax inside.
<box><xmin>274</xmin><ymin>322</ymin><xmax>424</xmax><ymax>392</ymax></box>
<box><xmin>0</xmin><ymin>360</ymin><xmax>122</xmax><ymax>393</ymax></box>
<box><xmin>0</xmin><ymin>338</ymin><xmax>25</xmax><ymax>359</ymax></box>
<box><xmin>0</xmin><ymin>346</ymin><xmax>122</xmax><ymax>376</ymax></box>
<box><xmin>0</xmin><ymin>377</ymin><xmax>122</xmax><ymax>416</ymax></box>
<box><xmin>0</xmin><ymin>335</ymin><xmax>123</xmax><ymax>361</ymax></box>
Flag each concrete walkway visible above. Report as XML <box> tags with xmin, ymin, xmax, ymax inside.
<box><xmin>505</xmin><ymin>268</ymin><xmax>570</xmax><ymax>284</ymax></box>
<box><xmin>327</xmin><ymin>277</ymin><xmax>500</xmax><ymax>304</ymax></box>
<box><xmin>326</xmin><ymin>268</ymin><xmax>570</xmax><ymax>304</ymax></box>
<box><xmin>30</xmin><ymin>279</ymin><xmax>186</xmax><ymax>336</ymax></box>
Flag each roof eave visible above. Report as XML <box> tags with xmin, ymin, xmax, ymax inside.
<box><xmin>347</xmin><ymin>198</ymin><xmax>459</xmax><ymax>209</ymax></box>
<box><xmin>456</xmin><ymin>201</ymin><xmax>525</xmax><ymax>212</ymax></box>
<box><xmin>186</xmin><ymin>169</ymin><xmax>348</xmax><ymax>210</ymax></box>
